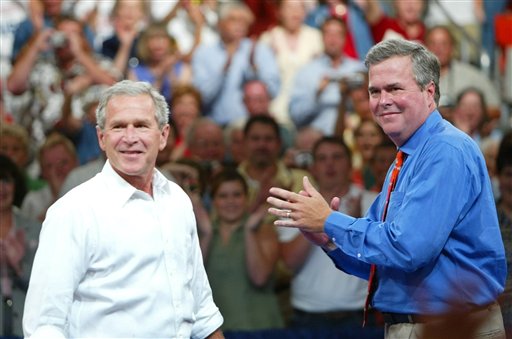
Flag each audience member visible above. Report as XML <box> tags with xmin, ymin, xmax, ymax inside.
<box><xmin>201</xmin><ymin>169</ymin><xmax>284</xmax><ymax>331</ymax></box>
<box><xmin>0</xmin><ymin>0</ymin><xmax>27</xmax><ymax>70</ymax></box>
<box><xmin>23</xmin><ymin>80</ymin><xmax>224</xmax><ymax>338</ymax></box>
<box><xmin>333</xmin><ymin>71</ymin><xmax>370</xmax><ymax>145</ymax></box>
<box><xmin>21</xmin><ymin>133</ymin><xmax>78</xmax><ymax>222</ymax></box>
<box><xmin>360</xmin><ymin>0</ymin><xmax>426</xmax><ymax>43</ymax></box>
<box><xmin>128</xmin><ymin>23</ymin><xmax>192</xmax><ymax>103</ymax></box>
<box><xmin>279</xmin><ymin>136</ymin><xmax>379</xmax><ymax>330</ymax></box>
<box><xmin>283</xmin><ymin>126</ymin><xmax>323</xmax><ymax>171</ymax></box>
<box><xmin>11</xmin><ymin>0</ymin><xmax>94</xmax><ymax>62</ymax></box>
<box><xmin>0</xmin><ymin>123</ymin><xmax>44</xmax><ymax>192</ymax></box>
<box><xmin>55</xmin><ymin>86</ymin><xmax>104</xmax><ymax>165</ymax></box>
<box><xmin>243</xmin><ymin>0</ymin><xmax>278</xmax><ymax>38</ymax></box>
<box><xmin>496</xmin><ymin>130</ymin><xmax>512</xmax><ymax>336</ymax></box>
<box><xmin>451</xmin><ymin>87</ymin><xmax>501</xmax><ymax>146</ymax></box>
<box><xmin>192</xmin><ymin>2</ymin><xmax>280</xmax><ymax>126</ymax></box>
<box><xmin>223</xmin><ymin>125</ymin><xmax>246</xmax><ymax>166</ymax></box>
<box><xmin>7</xmin><ymin>14</ymin><xmax>119</xmax><ymax>145</ymax></box>
<box><xmin>238</xmin><ymin>115</ymin><xmax>311</xmax><ymax>214</ymax></box>
<box><xmin>259</xmin><ymin>0</ymin><xmax>323</xmax><ymax>127</ymax></box>
<box><xmin>101</xmin><ymin>0</ymin><xmax>149</xmax><ymax>76</ymax></box>
<box><xmin>289</xmin><ymin>17</ymin><xmax>365</xmax><ymax>135</ymax></box>
<box><xmin>228</xmin><ymin>80</ymin><xmax>295</xmax><ymax>154</ymax></box>
<box><xmin>351</xmin><ymin>119</ymin><xmax>385</xmax><ymax>189</ymax></box>
<box><xmin>159</xmin><ymin>0</ymin><xmax>217</xmax><ymax>60</ymax></box>
<box><xmin>186</xmin><ymin>118</ymin><xmax>226</xmax><ymax>180</ymax></box>
<box><xmin>0</xmin><ymin>154</ymin><xmax>41</xmax><ymax>337</ymax></box>
<box><xmin>425</xmin><ymin>25</ymin><xmax>502</xmax><ymax>120</ymax></box>
<box><xmin>424</xmin><ymin>0</ymin><xmax>482</xmax><ymax>63</ymax></box>
<box><xmin>304</xmin><ymin>0</ymin><xmax>374</xmax><ymax>60</ymax></box>
<box><xmin>169</xmin><ymin>84</ymin><xmax>202</xmax><ymax>161</ymax></box>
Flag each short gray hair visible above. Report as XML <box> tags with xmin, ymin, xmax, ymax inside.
<box><xmin>218</xmin><ymin>2</ymin><xmax>254</xmax><ymax>23</ymax></box>
<box><xmin>96</xmin><ymin>80</ymin><xmax>169</xmax><ymax>130</ymax></box>
<box><xmin>365</xmin><ymin>39</ymin><xmax>440</xmax><ymax>105</ymax></box>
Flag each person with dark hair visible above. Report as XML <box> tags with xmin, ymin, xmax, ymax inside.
<box><xmin>0</xmin><ymin>154</ymin><xmax>41</xmax><ymax>337</ymax></box>
<box><xmin>23</xmin><ymin>80</ymin><xmax>223</xmax><ymax>338</ymax></box>
<box><xmin>200</xmin><ymin>168</ymin><xmax>283</xmax><ymax>331</ymax></box>
<box><xmin>239</xmin><ymin>115</ymin><xmax>311</xmax><ymax>214</ymax></box>
<box><xmin>7</xmin><ymin>14</ymin><xmax>120</xmax><ymax>146</ymax></box>
<box><xmin>452</xmin><ymin>87</ymin><xmax>501</xmax><ymax>146</ymax></box>
<box><xmin>496</xmin><ymin>130</ymin><xmax>512</xmax><ymax>336</ymax></box>
<box><xmin>425</xmin><ymin>25</ymin><xmax>502</xmax><ymax>122</ymax></box>
<box><xmin>267</xmin><ymin>39</ymin><xmax>506</xmax><ymax>338</ymax></box>
<box><xmin>279</xmin><ymin>136</ymin><xmax>379</xmax><ymax>330</ymax></box>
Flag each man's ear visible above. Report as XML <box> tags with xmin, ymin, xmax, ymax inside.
<box><xmin>97</xmin><ymin>126</ymin><xmax>106</xmax><ymax>151</ymax></box>
<box><xmin>159</xmin><ymin>124</ymin><xmax>170</xmax><ymax>151</ymax></box>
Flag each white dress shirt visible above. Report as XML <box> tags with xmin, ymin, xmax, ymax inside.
<box><xmin>278</xmin><ymin>185</ymin><xmax>377</xmax><ymax>311</ymax></box>
<box><xmin>23</xmin><ymin>161</ymin><xmax>223</xmax><ymax>338</ymax></box>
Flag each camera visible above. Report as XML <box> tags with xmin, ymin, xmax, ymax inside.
<box><xmin>294</xmin><ymin>151</ymin><xmax>313</xmax><ymax>169</ymax></box>
<box><xmin>49</xmin><ymin>32</ymin><xmax>67</xmax><ymax>48</ymax></box>
<box><xmin>327</xmin><ymin>72</ymin><xmax>366</xmax><ymax>90</ymax></box>
<box><xmin>344</xmin><ymin>73</ymin><xmax>365</xmax><ymax>89</ymax></box>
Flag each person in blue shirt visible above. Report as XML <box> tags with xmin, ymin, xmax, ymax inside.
<box><xmin>192</xmin><ymin>2</ymin><xmax>280</xmax><ymax>127</ymax></box>
<box><xmin>266</xmin><ymin>39</ymin><xmax>506</xmax><ymax>338</ymax></box>
<box><xmin>289</xmin><ymin>17</ymin><xmax>366</xmax><ymax>135</ymax></box>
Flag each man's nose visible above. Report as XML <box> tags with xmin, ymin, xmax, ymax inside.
<box><xmin>124</xmin><ymin>125</ymin><xmax>138</xmax><ymax>141</ymax></box>
<box><xmin>379</xmin><ymin>91</ymin><xmax>393</xmax><ymax>106</ymax></box>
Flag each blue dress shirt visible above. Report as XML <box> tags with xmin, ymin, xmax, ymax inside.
<box><xmin>325</xmin><ymin>110</ymin><xmax>506</xmax><ymax>315</ymax></box>
<box><xmin>289</xmin><ymin>54</ymin><xmax>366</xmax><ymax>135</ymax></box>
<box><xmin>192</xmin><ymin>38</ymin><xmax>280</xmax><ymax>126</ymax></box>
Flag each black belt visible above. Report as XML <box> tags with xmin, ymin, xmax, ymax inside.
<box><xmin>382</xmin><ymin>312</ymin><xmax>424</xmax><ymax>325</ymax></box>
<box><xmin>382</xmin><ymin>302</ymin><xmax>497</xmax><ymax>325</ymax></box>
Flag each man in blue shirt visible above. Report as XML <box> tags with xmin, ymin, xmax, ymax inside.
<box><xmin>267</xmin><ymin>39</ymin><xmax>506</xmax><ymax>338</ymax></box>
<box><xmin>289</xmin><ymin>17</ymin><xmax>366</xmax><ymax>135</ymax></box>
<box><xmin>192</xmin><ymin>3</ymin><xmax>280</xmax><ymax>127</ymax></box>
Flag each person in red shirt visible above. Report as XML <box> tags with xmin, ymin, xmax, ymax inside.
<box><xmin>361</xmin><ymin>0</ymin><xmax>426</xmax><ymax>43</ymax></box>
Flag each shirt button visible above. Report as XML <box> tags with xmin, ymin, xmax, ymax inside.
<box><xmin>332</xmin><ymin>237</ymin><xmax>336</xmax><ymax>242</ymax></box>
<box><xmin>357</xmin><ymin>253</ymin><xmax>361</xmax><ymax>258</ymax></box>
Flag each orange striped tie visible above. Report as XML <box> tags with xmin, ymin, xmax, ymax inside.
<box><xmin>363</xmin><ymin>150</ymin><xmax>404</xmax><ymax>326</ymax></box>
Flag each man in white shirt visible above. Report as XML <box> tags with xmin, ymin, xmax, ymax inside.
<box><xmin>23</xmin><ymin>80</ymin><xmax>224</xmax><ymax>338</ymax></box>
<box><xmin>279</xmin><ymin>136</ymin><xmax>379</xmax><ymax>329</ymax></box>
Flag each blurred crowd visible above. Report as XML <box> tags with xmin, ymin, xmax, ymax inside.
<box><xmin>1</xmin><ymin>0</ymin><xmax>511</xmax><ymax>337</ymax></box>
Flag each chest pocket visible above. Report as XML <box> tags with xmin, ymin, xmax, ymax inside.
<box><xmin>385</xmin><ymin>191</ymin><xmax>405</xmax><ymax>221</ymax></box>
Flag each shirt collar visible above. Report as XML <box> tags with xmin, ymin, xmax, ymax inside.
<box><xmin>101</xmin><ymin>160</ymin><xmax>170</xmax><ymax>208</ymax></box>
<box><xmin>399</xmin><ymin>110</ymin><xmax>442</xmax><ymax>157</ymax></box>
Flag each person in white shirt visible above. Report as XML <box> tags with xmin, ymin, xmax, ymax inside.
<box><xmin>279</xmin><ymin>136</ymin><xmax>379</xmax><ymax>328</ymax></box>
<box><xmin>23</xmin><ymin>80</ymin><xmax>224</xmax><ymax>339</ymax></box>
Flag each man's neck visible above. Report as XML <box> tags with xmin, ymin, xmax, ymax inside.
<box><xmin>246</xmin><ymin>162</ymin><xmax>277</xmax><ymax>182</ymax></box>
<box><xmin>329</xmin><ymin>54</ymin><xmax>344</xmax><ymax>68</ymax></box>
